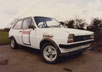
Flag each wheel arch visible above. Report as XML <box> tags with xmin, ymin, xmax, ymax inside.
<box><xmin>9</xmin><ymin>36</ymin><xmax>14</xmax><ymax>39</ymax></box>
<box><xmin>9</xmin><ymin>36</ymin><xmax>17</xmax><ymax>43</ymax></box>
<box><xmin>40</xmin><ymin>38</ymin><xmax>60</xmax><ymax>52</ymax></box>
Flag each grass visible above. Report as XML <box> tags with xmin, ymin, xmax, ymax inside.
<box><xmin>0</xmin><ymin>32</ymin><xmax>10</xmax><ymax>45</ymax></box>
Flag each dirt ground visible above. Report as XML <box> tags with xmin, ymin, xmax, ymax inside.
<box><xmin>0</xmin><ymin>45</ymin><xmax>102</xmax><ymax>72</ymax></box>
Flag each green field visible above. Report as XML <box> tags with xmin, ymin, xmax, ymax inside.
<box><xmin>0</xmin><ymin>32</ymin><xmax>10</xmax><ymax>45</ymax></box>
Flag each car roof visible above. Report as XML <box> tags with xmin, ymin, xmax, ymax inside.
<box><xmin>19</xmin><ymin>16</ymin><xmax>52</xmax><ymax>20</ymax></box>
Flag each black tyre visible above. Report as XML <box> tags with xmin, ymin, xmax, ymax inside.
<box><xmin>41</xmin><ymin>43</ymin><xmax>60</xmax><ymax>64</ymax></box>
<box><xmin>78</xmin><ymin>51</ymin><xmax>84</xmax><ymax>55</ymax></box>
<box><xmin>10</xmin><ymin>38</ymin><xmax>19</xmax><ymax>49</ymax></box>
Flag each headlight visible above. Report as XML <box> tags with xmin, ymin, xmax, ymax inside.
<box><xmin>67</xmin><ymin>34</ymin><xmax>74</xmax><ymax>43</ymax></box>
<box><xmin>90</xmin><ymin>34</ymin><xmax>94</xmax><ymax>39</ymax></box>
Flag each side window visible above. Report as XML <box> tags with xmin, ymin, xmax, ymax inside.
<box><xmin>22</xmin><ymin>18</ymin><xmax>33</xmax><ymax>29</ymax></box>
<box><xmin>13</xmin><ymin>20</ymin><xmax>22</xmax><ymax>29</ymax></box>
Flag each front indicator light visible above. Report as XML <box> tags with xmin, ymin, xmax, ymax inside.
<box><xmin>90</xmin><ymin>35</ymin><xmax>94</xmax><ymax>39</ymax></box>
<box><xmin>68</xmin><ymin>39</ymin><xmax>74</xmax><ymax>43</ymax></box>
<box><xmin>67</xmin><ymin>34</ymin><xmax>74</xmax><ymax>43</ymax></box>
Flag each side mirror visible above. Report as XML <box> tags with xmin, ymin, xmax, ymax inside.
<box><xmin>29</xmin><ymin>25</ymin><xmax>35</xmax><ymax>30</ymax></box>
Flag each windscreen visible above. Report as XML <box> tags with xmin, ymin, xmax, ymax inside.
<box><xmin>34</xmin><ymin>17</ymin><xmax>63</xmax><ymax>28</ymax></box>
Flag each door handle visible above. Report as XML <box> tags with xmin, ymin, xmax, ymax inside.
<box><xmin>19</xmin><ymin>31</ymin><xmax>22</xmax><ymax>32</ymax></box>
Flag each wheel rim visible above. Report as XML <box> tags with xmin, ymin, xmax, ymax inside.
<box><xmin>11</xmin><ymin>39</ymin><xmax>15</xmax><ymax>48</ymax></box>
<box><xmin>43</xmin><ymin>46</ymin><xmax>57</xmax><ymax>62</ymax></box>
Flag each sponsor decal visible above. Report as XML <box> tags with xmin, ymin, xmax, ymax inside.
<box><xmin>23</xmin><ymin>31</ymin><xmax>30</xmax><ymax>34</ymax></box>
<box><xmin>43</xmin><ymin>34</ymin><xmax>53</xmax><ymax>39</ymax></box>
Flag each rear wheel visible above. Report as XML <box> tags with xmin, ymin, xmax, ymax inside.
<box><xmin>41</xmin><ymin>43</ymin><xmax>59</xmax><ymax>64</ymax></box>
<box><xmin>10</xmin><ymin>38</ymin><xmax>19</xmax><ymax>49</ymax></box>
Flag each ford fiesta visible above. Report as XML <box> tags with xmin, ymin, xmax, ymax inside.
<box><xmin>9</xmin><ymin>16</ymin><xmax>94</xmax><ymax>64</ymax></box>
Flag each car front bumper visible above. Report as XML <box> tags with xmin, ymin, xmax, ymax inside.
<box><xmin>58</xmin><ymin>40</ymin><xmax>93</xmax><ymax>54</ymax></box>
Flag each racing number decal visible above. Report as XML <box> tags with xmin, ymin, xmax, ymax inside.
<box><xmin>22</xmin><ymin>30</ymin><xmax>31</xmax><ymax>45</ymax></box>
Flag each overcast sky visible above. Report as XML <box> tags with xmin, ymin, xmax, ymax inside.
<box><xmin>0</xmin><ymin>0</ymin><xmax>102</xmax><ymax>28</ymax></box>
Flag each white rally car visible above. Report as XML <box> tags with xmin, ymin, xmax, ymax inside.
<box><xmin>9</xmin><ymin>16</ymin><xmax>94</xmax><ymax>64</ymax></box>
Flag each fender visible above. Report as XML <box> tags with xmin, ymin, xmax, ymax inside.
<box><xmin>40</xmin><ymin>38</ymin><xmax>61</xmax><ymax>54</ymax></box>
<box><xmin>40</xmin><ymin>38</ymin><xmax>57</xmax><ymax>47</ymax></box>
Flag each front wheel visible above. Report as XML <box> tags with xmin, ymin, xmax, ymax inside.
<box><xmin>41</xmin><ymin>43</ymin><xmax>59</xmax><ymax>64</ymax></box>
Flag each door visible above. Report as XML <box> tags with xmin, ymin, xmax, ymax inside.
<box><xmin>22</xmin><ymin>18</ymin><xmax>32</xmax><ymax>45</ymax></box>
<box><xmin>13</xmin><ymin>19</ymin><xmax>23</xmax><ymax>45</ymax></box>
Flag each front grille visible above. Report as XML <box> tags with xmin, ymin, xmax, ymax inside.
<box><xmin>74</xmin><ymin>35</ymin><xmax>91</xmax><ymax>42</ymax></box>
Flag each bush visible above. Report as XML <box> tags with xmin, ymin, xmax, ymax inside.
<box><xmin>0</xmin><ymin>32</ymin><xmax>10</xmax><ymax>45</ymax></box>
<box><xmin>87</xmin><ymin>18</ymin><xmax>102</xmax><ymax>51</ymax></box>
